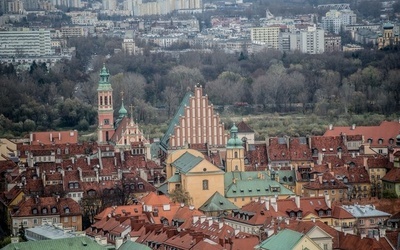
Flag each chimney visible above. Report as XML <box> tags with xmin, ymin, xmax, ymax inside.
<box><xmin>87</xmin><ymin>156</ymin><xmax>91</xmax><ymax>166</ymax></box>
<box><xmin>270</xmin><ymin>197</ymin><xmax>278</xmax><ymax>212</ymax></box>
<box><xmin>285</xmin><ymin>218</ymin><xmax>289</xmax><ymax>225</ymax></box>
<box><xmin>192</xmin><ymin>216</ymin><xmax>199</xmax><ymax>224</ymax></box>
<box><xmin>98</xmin><ymin>148</ymin><xmax>103</xmax><ymax>169</ymax></box>
<box><xmin>208</xmin><ymin>219</ymin><xmax>213</xmax><ymax>227</ymax></box>
<box><xmin>78</xmin><ymin>167</ymin><xmax>83</xmax><ymax>181</ymax></box>
<box><xmin>189</xmin><ymin>205</ymin><xmax>194</xmax><ymax>210</ymax></box>
<box><xmin>200</xmin><ymin>216</ymin><xmax>206</xmax><ymax>224</ymax></box>
<box><xmin>219</xmin><ymin>221</ymin><xmax>224</xmax><ymax>229</ymax></box>
<box><xmin>234</xmin><ymin>229</ymin><xmax>240</xmax><ymax>235</ymax></box>
<box><xmin>329</xmin><ymin>124</ymin><xmax>333</xmax><ymax>130</ymax></box>
<box><xmin>114</xmin><ymin>157</ymin><xmax>117</xmax><ymax>166</ymax></box>
<box><xmin>265</xmin><ymin>198</ymin><xmax>270</xmax><ymax>210</ymax></box>
<box><xmin>351</xmin><ymin>124</ymin><xmax>356</xmax><ymax>130</ymax></box>
<box><xmin>324</xmin><ymin>194</ymin><xmax>331</xmax><ymax>208</ymax></box>
<box><xmin>295</xmin><ymin>196</ymin><xmax>300</xmax><ymax>209</ymax></box>
<box><xmin>318</xmin><ymin>174</ymin><xmax>323</xmax><ymax>184</ymax></box>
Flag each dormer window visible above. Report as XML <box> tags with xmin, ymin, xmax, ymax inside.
<box><xmin>64</xmin><ymin>207</ymin><xmax>70</xmax><ymax>214</ymax></box>
<box><xmin>57</xmin><ymin>148</ymin><xmax>61</xmax><ymax>155</ymax></box>
<box><xmin>389</xmin><ymin>138</ymin><xmax>394</xmax><ymax>144</ymax></box>
<box><xmin>42</xmin><ymin>208</ymin><xmax>48</xmax><ymax>214</ymax></box>
<box><xmin>51</xmin><ymin>207</ymin><xmax>57</xmax><ymax>213</ymax></box>
<box><xmin>337</xmin><ymin>147</ymin><xmax>342</xmax><ymax>153</ymax></box>
<box><xmin>318</xmin><ymin>210</ymin><xmax>324</xmax><ymax>217</ymax></box>
<box><xmin>367</xmin><ymin>138</ymin><xmax>372</xmax><ymax>144</ymax></box>
<box><xmin>32</xmin><ymin>208</ymin><xmax>38</xmax><ymax>214</ymax></box>
<box><xmin>378</xmin><ymin>138</ymin><xmax>383</xmax><ymax>145</ymax></box>
<box><xmin>65</xmin><ymin>148</ymin><xmax>69</xmax><ymax>154</ymax></box>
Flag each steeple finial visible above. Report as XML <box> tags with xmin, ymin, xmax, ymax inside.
<box><xmin>129</xmin><ymin>104</ymin><xmax>135</xmax><ymax>123</ymax></box>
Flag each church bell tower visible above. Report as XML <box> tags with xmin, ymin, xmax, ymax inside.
<box><xmin>97</xmin><ymin>64</ymin><xmax>114</xmax><ymax>144</ymax></box>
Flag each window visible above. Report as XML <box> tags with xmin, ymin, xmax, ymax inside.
<box><xmin>323</xmin><ymin>244</ymin><xmax>328</xmax><ymax>250</ymax></box>
<box><xmin>64</xmin><ymin>217</ymin><xmax>68</xmax><ymax>222</ymax></box>
<box><xmin>359</xmin><ymin>219</ymin><xmax>364</xmax><ymax>225</ymax></box>
<box><xmin>104</xmin><ymin>119</ymin><xmax>110</xmax><ymax>125</ymax></box>
<box><xmin>100</xmin><ymin>96</ymin><xmax>103</xmax><ymax>105</ymax></box>
<box><xmin>318</xmin><ymin>210</ymin><xmax>324</xmax><ymax>217</ymax></box>
<box><xmin>33</xmin><ymin>219</ymin><xmax>38</xmax><ymax>225</ymax></box>
<box><xmin>105</xmin><ymin>96</ymin><xmax>108</xmax><ymax>105</ymax></box>
<box><xmin>72</xmin><ymin>216</ymin><xmax>77</xmax><ymax>222</ymax></box>
<box><xmin>332</xmin><ymin>190</ymin><xmax>335</xmax><ymax>195</ymax></box>
<box><xmin>42</xmin><ymin>208</ymin><xmax>47</xmax><ymax>214</ymax></box>
<box><xmin>65</xmin><ymin>207</ymin><xmax>70</xmax><ymax>214</ymax></box>
<box><xmin>32</xmin><ymin>208</ymin><xmax>38</xmax><ymax>214</ymax></box>
<box><xmin>202</xmin><ymin>180</ymin><xmax>209</xmax><ymax>190</ymax></box>
<box><xmin>234</xmin><ymin>152</ymin><xmax>238</xmax><ymax>158</ymax></box>
<box><xmin>51</xmin><ymin>207</ymin><xmax>57</xmax><ymax>213</ymax></box>
<box><xmin>370</xmin><ymin>219</ymin><xmax>375</xmax><ymax>224</ymax></box>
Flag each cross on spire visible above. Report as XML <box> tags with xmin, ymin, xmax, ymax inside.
<box><xmin>129</xmin><ymin>104</ymin><xmax>135</xmax><ymax>121</ymax></box>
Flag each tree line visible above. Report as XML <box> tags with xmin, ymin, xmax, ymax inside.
<box><xmin>0</xmin><ymin>36</ymin><xmax>399</xmax><ymax>138</ymax></box>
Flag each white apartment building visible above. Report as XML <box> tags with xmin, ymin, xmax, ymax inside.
<box><xmin>298</xmin><ymin>25</ymin><xmax>325</xmax><ymax>54</ymax></box>
<box><xmin>321</xmin><ymin>9</ymin><xmax>356</xmax><ymax>34</ymax></box>
<box><xmin>250</xmin><ymin>26</ymin><xmax>280</xmax><ymax>49</ymax></box>
<box><xmin>66</xmin><ymin>11</ymin><xmax>98</xmax><ymax>25</ymax></box>
<box><xmin>0</xmin><ymin>28</ymin><xmax>52</xmax><ymax>57</ymax></box>
<box><xmin>125</xmin><ymin>0</ymin><xmax>201</xmax><ymax>16</ymax></box>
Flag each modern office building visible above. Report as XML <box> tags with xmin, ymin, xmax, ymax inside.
<box><xmin>0</xmin><ymin>28</ymin><xmax>52</xmax><ymax>57</ymax></box>
<box><xmin>298</xmin><ymin>25</ymin><xmax>325</xmax><ymax>54</ymax></box>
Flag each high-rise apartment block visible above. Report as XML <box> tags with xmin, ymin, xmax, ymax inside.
<box><xmin>124</xmin><ymin>0</ymin><xmax>202</xmax><ymax>16</ymax></box>
<box><xmin>321</xmin><ymin>9</ymin><xmax>356</xmax><ymax>34</ymax></box>
<box><xmin>0</xmin><ymin>28</ymin><xmax>52</xmax><ymax>57</ymax></box>
<box><xmin>250</xmin><ymin>26</ymin><xmax>280</xmax><ymax>49</ymax></box>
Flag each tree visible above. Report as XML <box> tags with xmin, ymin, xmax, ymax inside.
<box><xmin>169</xmin><ymin>187</ymin><xmax>192</xmax><ymax>205</ymax></box>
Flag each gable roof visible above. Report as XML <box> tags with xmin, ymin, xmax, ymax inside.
<box><xmin>236</xmin><ymin>121</ymin><xmax>254</xmax><ymax>133</ymax></box>
<box><xmin>257</xmin><ymin>229</ymin><xmax>304</xmax><ymax>250</ymax></box>
<box><xmin>160</xmin><ymin>91</ymin><xmax>192</xmax><ymax>152</ymax></box>
<box><xmin>381</xmin><ymin>168</ymin><xmax>400</xmax><ymax>183</ymax></box>
<box><xmin>171</xmin><ymin>151</ymin><xmax>204</xmax><ymax>174</ymax></box>
<box><xmin>323</xmin><ymin>121</ymin><xmax>400</xmax><ymax>147</ymax></box>
<box><xmin>199</xmin><ymin>191</ymin><xmax>238</xmax><ymax>212</ymax></box>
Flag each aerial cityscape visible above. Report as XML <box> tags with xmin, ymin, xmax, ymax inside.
<box><xmin>0</xmin><ymin>0</ymin><xmax>400</xmax><ymax>249</ymax></box>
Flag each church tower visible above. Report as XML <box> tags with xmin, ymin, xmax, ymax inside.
<box><xmin>97</xmin><ymin>64</ymin><xmax>115</xmax><ymax>144</ymax></box>
<box><xmin>225</xmin><ymin>124</ymin><xmax>245</xmax><ymax>172</ymax></box>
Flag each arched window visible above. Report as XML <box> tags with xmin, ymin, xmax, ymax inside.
<box><xmin>234</xmin><ymin>152</ymin><xmax>238</xmax><ymax>158</ymax></box>
<box><xmin>32</xmin><ymin>208</ymin><xmax>38</xmax><ymax>214</ymax></box>
<box><xmin>64</xmin><ymin>207</ymin><xmax>70</xmax><ymax>214</ymax></box>
<box><xmin>51</xmin><ymin>207</ymin><xmax>57</xmax><ymax>213</ymax></box>
<box><xmin>202</xmin><ymin>180</ymin><xmax>209</xmax><ymax>190</ymax></box>
<box><xmin>42</xmin><ymin>208</ymin><xmax>47</xmax><ymax>214</ymax></box>
<box><xmin>105</xmin><ymin>96</ymin><xmax>108</xmax><ymax>105</ymax></box>
<box><xmin>235</xmin><ymin>165</ymin><xmax>239</xmax><ymax>171</ymax></box>
<box><xmin>100</xmin><ymin>96</ymin><xmax>103</xmax><ymax>105</ymax></box>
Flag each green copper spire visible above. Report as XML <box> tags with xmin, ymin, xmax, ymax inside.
<box><xmin>119</xmin><ymin>93</ymin><xmax>128</xmax><ymax>118</ymax></box>
<box><xmin>227</xmin><ymin>123</ymin><xmax>243</xmax><ymax>148</ymax></box>
<box><xmin>97</xmin><ymin>64</ymin><xmax>112</xmax><ymax>91</ymax></box>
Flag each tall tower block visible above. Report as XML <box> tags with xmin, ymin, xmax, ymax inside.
<box><xmin>97</xmin><ymin>65</ymin><xmax>115</xmax><ymax>143</ymax></box>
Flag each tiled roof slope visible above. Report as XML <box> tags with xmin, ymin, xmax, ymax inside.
<box><xmin>160</xmin><ymin>91</ymin><xmax>192</xmax><ymax>152</ymax></box>
<box><xmin>199</xmin><ymin>191</ymin><xmax>238</xmax><ymax>213</ymax></box>
<box><xmin>324</xmin><ymin>121</ymin><xmax>400</xmax><ymax>147</ymax></box>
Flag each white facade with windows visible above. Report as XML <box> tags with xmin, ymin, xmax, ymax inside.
<box><xmin>0</xmin><ymin>28</ymin><xmax>52</xmax><ymax>57</ymax></box>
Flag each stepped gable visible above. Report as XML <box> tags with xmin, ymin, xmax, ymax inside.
<box><xmin>160</xmin><ymin>85</ymin><xmax>228</xmax><ymax>152</ymax></box>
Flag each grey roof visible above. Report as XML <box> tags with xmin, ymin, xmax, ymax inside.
<box><xmin>1</xmin><ymin>236</ymin><xmax>107</xmax><ymax>250</ymax></box>
<box><xmin>224</xmin><ymin>172</ymin><xmax>294</xmax><ymax>198</ymax></box>
<box><xmin>160</xmin><ymin>91</ymin><xmax>192</xmax><ymax>152</ymax></box>
<box><xmin>199</xmin><ymin>191</ymin><xmax>238</xmax><ymax>212</ymax></box>
<box><xmin>118</xmin><ymin>241</ymin><xmax>151</xmax><ymax>250</ymax></box>
<box><xmin>341</xmin><ymin>204</ymin><xmax>391</xmax><ymax>218</ymax></box>
<box><xmin>171</xmin><ymin>151</ymin><xmax>203</xmax><ymax>174</ymax></box>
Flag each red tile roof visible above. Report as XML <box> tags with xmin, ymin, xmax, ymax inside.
<box><xmin>324</xmin><ymin>121</ymin><xmax>400</xmax><ymax>147</ymax></box>
<box><xmin>337</xmin><ymin>231</ymin><xmax>393</xmax><ymax>250</ymax></box>
<box><xmin>381</xmin><ymin>168</ymin><xmax>400</xmax><ymax>183</ymax></box>
<box><xmin>12</xmin><ymin>196</ymin><xmax>81</xmax><ymax>217</ymax></box>
<box><xmin>30</xmin><ymin>130</ymin><xmax>78</xmax><ymax>145</ymax></box>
